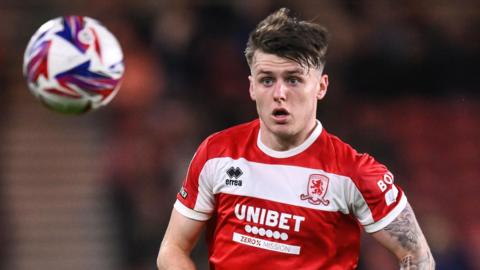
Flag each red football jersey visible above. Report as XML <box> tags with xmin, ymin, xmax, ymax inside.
<box><xmin>175</xmin><ymin>119</ymin><xmax>406</xmax><ymax>270</ymax></box>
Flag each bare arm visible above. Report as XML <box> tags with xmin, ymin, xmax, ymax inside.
<box><xmin>371</xmin><ymin>203</ymin><xmax>435</xmax><ymax>269</ymax></box>
<box><xmin>157</xmin><ymin>208</ymin><xmax>207</xmax><ymax>270</ymax></box>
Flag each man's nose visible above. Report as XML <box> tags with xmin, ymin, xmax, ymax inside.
<box><xmin>273</xmin><ymin>82</ymin><xmax>287</xmax><ymax>101</ymax></box>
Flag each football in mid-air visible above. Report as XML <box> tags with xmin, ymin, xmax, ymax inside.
<box><xmin>23</xmin><ymin>16</ymin><xmax>124</xmax><ymax>114</ymax></box>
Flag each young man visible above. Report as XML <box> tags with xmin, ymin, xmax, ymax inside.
<box><xmin>157</xmin><ymin>8</ymin><xmax>434</xmax><ymax>270</ymax></box>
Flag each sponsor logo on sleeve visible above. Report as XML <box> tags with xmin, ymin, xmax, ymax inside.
<box><xmin>179</xmin><ymin>186</ymin><xmax>188</xmax><ymax>199</ymax></box>
<box><xmin>376</xmin><ymin>172</ymin><xmax>398</xmax><ymax>205</ymax></box>
<box><xmin>377</xmin><ymin>171</ymin><xmax>394</xmax><ymax>192</ymax></box>
<box><xmin>385</xmin><ymin>185</ymin><xmax>398</xmax><ymax>206</ymax></box>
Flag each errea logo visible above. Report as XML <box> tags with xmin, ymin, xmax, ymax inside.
<box><xmin>226</xmin><ymin>166</ymin><xmax>243</xmax><ymax>186</ymax></box>
<box><xmin>227</xmin><ymin>167</ymin><xmax>243</xmax><ymax>178</ymax></box>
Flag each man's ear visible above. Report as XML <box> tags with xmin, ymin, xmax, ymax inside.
<box><xmin>249</xmin><ymin>75</ymin><xmax>256</xmax><ymax>100</ymax></box>
<box><xmin>317</xmin><ymin>74</ymin><xmax>329</xmax><ymax>100</ymax></box>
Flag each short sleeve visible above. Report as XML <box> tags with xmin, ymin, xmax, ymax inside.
<box><xmin>350</xmin><ymin>154</ymin><xmax>407</xmax><ymax>233</ymax></box>
<box><xmin>174</xmin><ymin>137</ymin><xmax>215</xmax><ymax>221</ymax></box>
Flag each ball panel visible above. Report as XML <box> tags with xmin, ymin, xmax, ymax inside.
<box><xmin>39</xmin><ymin>92</ymin><xmax>92</xmax><ymax>115</ymax></box>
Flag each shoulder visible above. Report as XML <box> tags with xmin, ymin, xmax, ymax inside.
<box><xmin>322</xmin><ymin>131</ymin><xmax>389</xmax><ymax>183</ymax></box>
<box><xmin>207</xmin><ymin>119</ymin><xmax>259</xmax><ymax>144</ymax></box>
<box><xmin>198</xmin><ymin>119</ymin><xmax>260</xmax><ymax>159</ymax></box>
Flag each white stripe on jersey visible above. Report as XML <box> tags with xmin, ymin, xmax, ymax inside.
<box><xmin>174</xmin><ymin>200</ymin><xmax>210</xmax><ymax>221</ymax></box>
<box><xmin>187</xmin><ymin>156</ymin><xmax>406</xmax><ymax>229</ymax></box>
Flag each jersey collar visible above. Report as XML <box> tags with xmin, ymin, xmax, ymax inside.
<box><xmin>257</xmin><ymin>120</ymin><xmax>323</xmax><ymax>158</ymax></box>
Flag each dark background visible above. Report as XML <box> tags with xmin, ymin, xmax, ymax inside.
<box><xmin>0</xmin><ymin>0</ymin><xmax>478</xmax><ymax>269</ymax></box>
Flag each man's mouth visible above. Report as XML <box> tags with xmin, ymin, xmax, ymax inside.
<box><xmin>272</xmin><ymin>108</ymin><xmax>290</xmax><ymax>122</ymax></box>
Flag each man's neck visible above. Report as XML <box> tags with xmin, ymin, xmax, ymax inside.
<box><xmin>259</xmin><ymin>120</ymin><xmax>318</xmax><ymax>152</ymax></box>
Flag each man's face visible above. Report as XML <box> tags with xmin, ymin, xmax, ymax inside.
<box><xmin>249</xmin><ymin>51</ymin><xmax>328</xmax><ymax>146</ymax></box>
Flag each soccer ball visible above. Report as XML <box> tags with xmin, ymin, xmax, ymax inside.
<box><xmin>23</xmin><ymin>16</ymin><xmax>124</xmax><ymax>114</ymax></box>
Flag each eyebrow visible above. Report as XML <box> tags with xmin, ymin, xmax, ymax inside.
<box><xmin>256</xmin><ymin>68</ymin><xmax>306</xmax><ymax>76</ymax></box>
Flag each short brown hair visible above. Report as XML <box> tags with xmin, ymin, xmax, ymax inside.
<box><xmin>245</xmin><ymin>8</ymin><xmax>329</xmax><ymax>70</ymax></box>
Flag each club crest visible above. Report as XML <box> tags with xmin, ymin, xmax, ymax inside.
<box><xmin>300</xmin><ymin>174</ymin><xmax>330</xmax><ymax>206</ymax></box>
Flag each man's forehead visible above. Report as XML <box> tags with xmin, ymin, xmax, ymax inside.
<box><xmin>251</xmin><ymin>51</ymin><xmax>316</xmax><ymax>75</ymax></box>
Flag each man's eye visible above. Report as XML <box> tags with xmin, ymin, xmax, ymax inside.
<box><xmin>260</xmin><ymin>78</ymin><xmax>274</xmax><ymax>86</ymax></box>
<box><xmin>287</xmin><ymin>77</ymin><xmax>300</xmax><ymax>85</ymax></box>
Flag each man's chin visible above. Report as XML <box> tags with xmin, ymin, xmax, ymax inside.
<box><xmin>268</xmin><ymin>123</ymin><xmax>295</xmax><ymax>139</ymax></box>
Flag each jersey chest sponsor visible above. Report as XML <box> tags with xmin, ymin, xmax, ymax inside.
<box><xmin>234</xmin><ymin>204</ymin><xmax>305</xmax><ymax>232</ymax></box>
<box><xmin>207</xmin><ymin>159</ymin><xmax>347</xmax><ymax>255</ymax></box>
<box><xmin>232</xmin><ymin>203</ymin><xmax>305</xmax><ymax>255</ymax></box>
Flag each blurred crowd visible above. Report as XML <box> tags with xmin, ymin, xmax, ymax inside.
<box><xmin>0</xmin><ymin>0</ymin><xmax>479</xmax><ymax>269</ymax></box>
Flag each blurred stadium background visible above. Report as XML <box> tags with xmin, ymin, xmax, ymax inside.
<box><xmin>0</xmin><ymin>0</ymin><xmax>478</xmax><ymax>269</ymax></box>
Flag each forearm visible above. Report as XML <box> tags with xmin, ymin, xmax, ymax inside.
<box><xmin>397</xmin><ymin>229</ymin><xmax>435</xmax><ymax>270</ymax></box>
<box><xmin>399</xmin><ymin>250</ymin><xmax>434</xmax><ymax>270</ymax></box>
<box><xmin>157</xmin><ymin>245</ymin><xmax>196</xmax><ymax>270</ymax></box>
<box><xmin>372</xmin><ymin>203</ymin><xmax>435</xmax><ymax>269</ymax></box>
<box><xmin>389</xmin><ymin>205</ymin><xmax>435</xmax><ymax>269</ymax></box>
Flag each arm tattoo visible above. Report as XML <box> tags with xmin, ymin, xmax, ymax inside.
<box><xmin>399</xmin><ymin>252</ymin><xmax>434</xmax><ymax>270</ymax></box>
<box><xmin>383</xmin><ymin>204</ymin><xmax>419</xmax><ymax>251</ymax></box>
<box><xmin>383</xmin><ymin>204</ymin><xmax>435</xmax><ymax>269</ymax></box>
